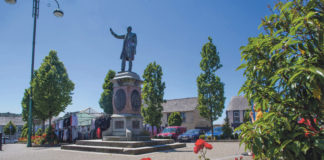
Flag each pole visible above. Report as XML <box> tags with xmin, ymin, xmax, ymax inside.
<box><xmin>27</xmin><ymin>0</ymin><xmax>39</xmax><ymax>147</ymax></box>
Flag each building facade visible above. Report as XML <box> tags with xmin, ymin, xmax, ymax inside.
<box><xmin>226</xmin><ymin>96</ymin><xmax>250</xmax><ymax>129</ymax></box>
<box><xmin>161</xmin><ymin>97</ymin><xmax>210</xmax><ymax>130</ymax></box>
<box><xmin>0</xmin><ymin>113</ymin><xmax>25</xmax><ymax>140</ymax></box>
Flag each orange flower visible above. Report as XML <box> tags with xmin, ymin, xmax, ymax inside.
<box><xmin>204</xmin><ymin>143</ymin><xmax>213</xmax><ymax>150</ymax></box>
<box><xmin>140</xmin><ymin>158</ymin><xmax>151</xmax><ymax>160</ymax></box>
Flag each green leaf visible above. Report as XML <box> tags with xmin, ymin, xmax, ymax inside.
<box><xmin>280</xmin><ymin>2</ymin><xmax>293</xmax><ymax>13</ymax></box>
<box><xmin>280</xmin><ymin>140</ymin><xmax>293</xmax><ymax>151</ymax></box>
<box><xmin>236</xmin><ymin>63</ymin><xmax>247</xmax><ymax>71</ymax></box>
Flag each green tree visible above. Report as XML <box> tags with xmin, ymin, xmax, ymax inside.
<box><xmin>32</xmin><ymin>50</ymin><xmax>75</xmax><ymax>127</ymax></box>
<box><xmin>236</xmin><ymin>0</ymin><xmax>324</xmax><ymax>159</ymax></box>
<box><xmin>21</xmin><ymin>123</ymin><xmax>28</xmax><ymax>138</ymax></box>
<box><xmin>168</xmin><ymin>112</ymin><xmax>182</xmax><ymax>126</ymax></box>
<box><xmin>141</xmin><ymin>62</ymin><xmax>166</xmax><ymax>134</ymax></box>
<box><xmin>221</xmin><ymin>117</ymin><xmax>233</xmax><ymax>139</ymax></box>
<box><xmin>197</xmin><ymin>37</ymin><xmax>226</xmax><ymax>139</ymax></box>
<box><xmin>4</xmin><ymin>121</ymin><xmax>17</xmax><ymax>136</ymax></box>
<box><xmin>21</xmin><ymin>88</ymin><xmax>47</xmax><ymax>131</ymax></box>
<box><xmin>99</xmin><ymin>70</ymin><xmax>116</xmax><ymax>114</ymax></box>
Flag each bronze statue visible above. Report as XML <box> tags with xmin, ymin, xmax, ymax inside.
<box><xmin>110</xmin><ymin>26</ymin><xmax>137</xmax><ymax>72</ymax></box>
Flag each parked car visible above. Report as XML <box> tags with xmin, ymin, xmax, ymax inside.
<box><xmin>205</xmin><ymin>126</ymin><xmax>223</xmax><ymax>138</ymax></box>
<box><xmin>157</xmin><ymin>126</ymin><xmax>186</xmax><ymax>140</ymax></box>
<box><xmin>178</xmin><ymin>129</ymin><xmax>205</xmax><ymax>142</ymax></box>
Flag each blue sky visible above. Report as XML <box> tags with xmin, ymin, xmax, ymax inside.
<box><xmin>0</xmin><ymin>0</ymin><xmax>271</xmax><ymax>123</ymax></box>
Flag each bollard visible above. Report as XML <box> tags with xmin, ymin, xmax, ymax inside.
<box><xmin>0</xmin><ymin>133</ymin><xmax>2</xmax><ymax>151</ymax></box>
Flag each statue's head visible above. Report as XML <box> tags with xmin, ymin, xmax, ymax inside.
<box><xmin>127</xmin><ymin>26</ymin><xmax>132</xmax><ymax>33</ymax></box>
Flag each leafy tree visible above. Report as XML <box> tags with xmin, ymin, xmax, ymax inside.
<box><xmin>21</xmin><ymin>88</ymin><xmax>47</xmax><ymax>130</ymax></box>
<box><xmin>32</xmin><ymin>50</ymin><xmax>75</xmax><ymax>127</ymax></box>
<box><xmin>197</xmin><ymin>37</ymin><xmax>226</xmax><ymax>139</ymax></box>
<box><xmin>236</xmin><ymin>0</ymin><xmax>324</xmax><ymax>159</ymax></box>
<box><xmin>141</xmin><ymin>62</ymin><xmax>166</xmax><ymax>134</ymax></box>
<box><xmin>99</xmin><ymin>70</ymin><xmax>116</xmax><ymax>114</ymax></box>
<box><xmin>221</xmin><ymin>117</ymin><xmax>233</xmax><ymax>139</ymax></box>
<box><xmin>21</xmin><ymin>123</ymin><xmax>28</xmax><ymax>138</ymax></box>
<box><xmin>168</xmin><ymin>112</ymin><xmax>182</xmax><ymax>126</ymax></box>
<box><xmin>4</xmin><ymin>121</ymin><xmax>17</xmax><ymax>136</ymax></box>
<box><xmin>35</xmin><ymin>128</ymin><xmax>43</xmax><ymax>136</ymax></box>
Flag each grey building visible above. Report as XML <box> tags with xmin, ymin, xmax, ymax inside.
<box><xmin>0</xmin><ymin>113</ymin><xmax>25</xmax><ymax>140</ymax></box>
<box><xmin>161</xmin><ymin>97</ymin><xmax>211</xmax><ymax>130</ymax></box>
<box><xmin>226</xmin><ymin>96</ymin><xmax>250</xmax><ymax>129</ymax></box>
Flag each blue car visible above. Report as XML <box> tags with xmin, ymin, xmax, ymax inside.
<box><xmin>205</xmin><ymin>127</ymin><xmax>223</xmax><ymax>138</ymax></box>
<box><xmin>178</xmin><ymin>129</ymin><xmax>205</xmax><ymax>142</ymax></box>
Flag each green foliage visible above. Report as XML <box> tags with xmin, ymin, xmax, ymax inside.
<box><xmin>141</xmin><ymin>62</ymin><xmax>166</xmax><ymax>131</ymax></box>
<box><xmin>168</xmin><ymin>112</ymin><xmax>182</xmax><ymax>126</ymax></box>
<box><xmin>222</xmin><ymin>117</ymin><xmax>233</xmax><ymax>139</ymax></box>
<box><xmin>21</xmin><ymin>123</ymin><xmax>28</xmax><ymax>138</ymax></box>
<box><xmin>4</xmin><ymin>121</ymin><xmax>17</xmax><ymax>135</ymax></box>
<box><xmin>21</xmin><ymin>88</ymin><xmax>47</xmax><ymax>122</ymax></box>
<box><xmin>35</xmin><ymin>128</ymin><xmax>43</xmax><ymax>136</ymax></box>
<box><xmin>45</xmin><ymin>126</ymin><xmax>58</xmax><ymax>145</ymax></box>
<box><xmin>99</xmin><ymin>70</ymin><xmax>116</xmax><ymax>114</ymax></box>
<box><xmin>32</xmin><ymin>50</ymin><xmax>75</xmax><ymax>126</ymax></box>
<box><xmin>197</xmin><ymin>37</ymin><xmax>226</xmax><ymax>138</ymax></box>
<box><xmin>243</xmin><ymin>109</ymin><xmax>251</xmax><ymax>123</ymax></box>
<box><xmin>199</xmin><ymin>134</ymin><xmax>206</xmax><ymax>140</ymax></box>
<box><xmin>236</xmin><ymin>0</ymin><xmax>324</xmax><ymax>159</ymax></box>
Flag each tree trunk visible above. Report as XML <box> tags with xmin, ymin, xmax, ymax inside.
<box><xmin>42</xmin><ymin>120</ymin><xmax>45</xmax><ymax>131</ymax></box>
<box><xmin>49</xmin><ymin>116</ymin><xmax>52</xmax><ymax>129</ymax></box>
<box><xmin>210</xmin><ymin>118</ymin><xmax>214</xmax><ymax>140</ymax></box>
<box><xmin>32</xmin><ymin>122</ymin><xmax>36</xmax><ymax>136</ymax></box>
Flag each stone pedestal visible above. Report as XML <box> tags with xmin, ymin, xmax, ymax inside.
<box><xmin>103</xmin><ymin>72</ymin><xmax>149</xmax><ymax>141</ymax></box>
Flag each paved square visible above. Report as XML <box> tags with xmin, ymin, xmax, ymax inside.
<box><xmin>1</xmin><ymin>142</ymin><xmax>251</xmax><ymax>160</ymax></box>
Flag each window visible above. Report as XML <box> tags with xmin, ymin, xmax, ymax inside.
<box><xmin>180</xmin><ymin>112</ymin><xmax>186</xmax><ymax>122</ymax></box>
<box><xmin>233</xmin><ymin>110</ymin><xmax>240</xmax><ymax>123</ymax></box>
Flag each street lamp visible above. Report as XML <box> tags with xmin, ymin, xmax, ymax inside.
<box><xmin>4</xmin><ymin>0</ymin><xmax>64</xmax><ymax>147</ymax></box>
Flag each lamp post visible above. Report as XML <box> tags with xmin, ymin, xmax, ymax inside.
<box><xmin>5</xmin><ymin>0</ymin><xmax>64</xmax><ymax>147</ymax></box>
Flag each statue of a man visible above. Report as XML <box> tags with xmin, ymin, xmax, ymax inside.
<box><xmin>110</xmin><ymin>26</ymin><xmax>137</xmax><ymax>72</ymax></box>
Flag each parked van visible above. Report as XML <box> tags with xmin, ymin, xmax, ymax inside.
<box><xmin>157</xmin><ymin>126</ymin><xmax>187</xmax><ymax>140</ymax></box>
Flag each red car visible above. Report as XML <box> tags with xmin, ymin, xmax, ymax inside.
<box><xmin>157</xmin><ymin>126</ymin><xmax>187</xmax><ymax>140</ymax></box>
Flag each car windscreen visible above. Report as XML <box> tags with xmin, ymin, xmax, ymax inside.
<box><xmin>162</xmin><ymin>128</ymin><xmax>176</xmax><ymax>133</ymax></box>
<box><xmin>184</xmin><ymin>129</ymin><xmax>200</xmax><ymax>134</ymax></box>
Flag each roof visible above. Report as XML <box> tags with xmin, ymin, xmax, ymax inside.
<box><xmin>226</xmin><ymin>96</ymin><xmax>250</xmax><ymax>111</ymax></box>
<box><xmin>79</xmin><ymin>107</ymin><xmax>103</xmax><ymax>117</ymax></box>
<box><xmin>162</xmin><ymin>97</ymin><xmax>198</xmax><ymax>112</ymax></box>
<box><xmin>77</xmin><ymin>113</ymin><xmax>95</xmax><ymax>126</ymax></box>
<box><xmin>0</xmin><ymin>116</ymin><xmax>25</xmax><ymax>126</ymax></box>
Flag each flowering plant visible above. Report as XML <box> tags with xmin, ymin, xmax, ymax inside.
<box><xmin>140</xmin><ymin>158</ymin><xmax>151</xmax><ymax>160</ymax></box>
<box><xmin>193</xmin><ymin>139</ymin><xmax>213</xmax><ymax>160</ymax></box>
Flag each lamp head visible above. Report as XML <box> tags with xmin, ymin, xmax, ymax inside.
<box><xmin>53</xmin><ymin>9</ymin><xmax>64</xmax><ymax>17</ymax></box>
<box><xmin>4</xmin><ymin>0</ymin><xmax>17</xmax><ymax>4</ymax></box>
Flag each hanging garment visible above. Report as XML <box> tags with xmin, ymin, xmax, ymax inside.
<box><xmin>96</xmin><ymin>127</ymin><xmax>101</xmax><ymax>139</ymax></box>
<box><xmin>71</xmin><ymin>114</ymin><xmax>78</xmax><ymax>127</ymax></box>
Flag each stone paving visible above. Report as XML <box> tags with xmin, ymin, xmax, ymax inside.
<box><xmin>0</xmin><ymin>142</ymin><xmax>252</xmax><ymax>160</ymax></box>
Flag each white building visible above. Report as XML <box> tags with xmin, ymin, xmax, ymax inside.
<box><xmin>226</xmin><ymin>96</ymin><xmax>250</xmax><ymax>129</ymax></box>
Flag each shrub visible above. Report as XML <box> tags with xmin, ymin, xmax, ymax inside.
<box><xmin>199</xmin><ymin>135</ymin><xmax>205</xmax><ymax>140</ymax></box>
<box><xmin>36</xmin><ymin>128</ymin><xmax>43</xmax><ymax>136</ymax></box>
<box><xmin>168</xmin><ymin>112</ymin><xmax>182</xmax><ymax>126</ymax></box>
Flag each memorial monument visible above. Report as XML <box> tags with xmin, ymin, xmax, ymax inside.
<box><xmin>61</xmin><ymin>26</ymin><xmax>185</xmax><ymax>154</ymax></box>
<box><xmin>101</xmin><ymin>26</ymin><xmax>148</xmax><ymax>141</ymax></box>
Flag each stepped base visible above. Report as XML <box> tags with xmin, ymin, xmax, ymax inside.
<box><xmin>103</xmin><ymin>136</ymin><xmax>150</xmax><ymax>141</ymax></box>
<box><xmin>61</xmin><ymin>139</ymin><xmax>185</xmax><ymax>155</ymax></box>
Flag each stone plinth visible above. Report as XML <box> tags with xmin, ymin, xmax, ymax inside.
<box><xmin>102</xmin><ymin>71</ymin><xmax>148</xmax><ymax>140</ymax></box>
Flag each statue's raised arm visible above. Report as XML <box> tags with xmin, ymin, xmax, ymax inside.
<box><xmin>110</xmin><ymin>28</ymin><xmax>125</xmax><ymax>39</ymax></box>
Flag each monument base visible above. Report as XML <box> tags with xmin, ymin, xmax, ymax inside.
<box><xmin>61</xmin><ymin>139</ymin><xmax>186</xmax><ymax>155</ymax></box>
